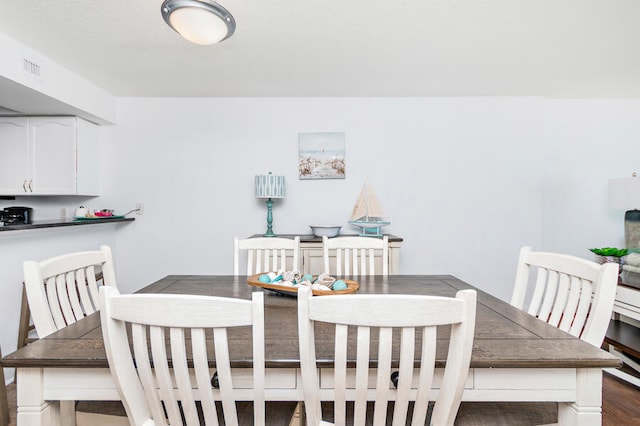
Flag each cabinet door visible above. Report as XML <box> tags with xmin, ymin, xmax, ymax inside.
<box><xmin>0</xmin><ymin>117</ymin><xmax>29</xmax><ymax>194</ymax></box>
<box><xmin>301</xmin><ymin>241</ymin><xmax>397</xmax><ymax>275</ymax></box>
<box><xmin>76</xmin><ymin>117</ymin><xmax>100</xmax><ymax>196</ymax></box>
<box><xmin>302</xmin><ymin>247</ymin><xmax>326</xmax><ymax>275</ymax></box>
<box><xmin>30</xmin><ymin>117</ymin><xmax>77</xmax><ymax>194</ymax></box>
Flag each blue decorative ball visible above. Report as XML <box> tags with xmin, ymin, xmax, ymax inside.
<box><xmin>332</xmin><ymin>280</ymin><xmax>347</xmax><ymax>290</ymax></box>
<box><xmin>258</xmin><ymin>274</ymin><xmax>271</xmax><ymax>283</ymax></box>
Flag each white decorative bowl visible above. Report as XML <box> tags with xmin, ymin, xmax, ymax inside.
<box><xmin>310</xmin><ymin>225</ymin><xmax>341</xmax><ymax>238</ymax></box>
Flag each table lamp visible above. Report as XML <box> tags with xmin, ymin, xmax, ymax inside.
<box><xmin>608</xmin><ymin>172</ymin><xmax>640</xmax><ymax>249</ymax></box>
<box><xmin>255</xmin><ymin>172</ymin><xmax>285</xmax><ymax>237</ymax></box>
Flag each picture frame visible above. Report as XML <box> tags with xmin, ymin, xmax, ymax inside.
<box><xmin>298</xmin><ymin>132</ymin><xmax>346</xmax><ymax>180</ymax></box>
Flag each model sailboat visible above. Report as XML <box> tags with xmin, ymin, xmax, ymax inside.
<box><xmin>348</xmin><ymin>181</ymin><xmax>390</xmax><ymax>236</ymax></box>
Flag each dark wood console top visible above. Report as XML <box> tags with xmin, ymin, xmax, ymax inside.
<box><xmin>249</xmin><ymin>233</ymin><xmax>403</xmax><ymax>243</ymax></box>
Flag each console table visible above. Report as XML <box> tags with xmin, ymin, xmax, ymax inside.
<box><xmin>249</xmin><ymin>234</ymin><xmax>403</xmax><ymax>275</ymax></box>
<box><xmin>604</xmin><ymin>275</ymin><xmax>640</xmax><ymax>387</ymax></box>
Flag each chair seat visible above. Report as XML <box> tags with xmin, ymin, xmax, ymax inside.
<box><xmin>77</xmin><ymin>401</ymin><xmax>300</xmax><ymax>426</ymax></box>
<box><xmin>455</xmin><ymin>402</ymin><xmax>557</xmax><ymax>425</ymax></box>
<box><xmin>76</xmin><ymin>401</ymin><xmax>127</xmax><ymax>417</ymax></box>
<box><xmin>315</xmin><ymin>401</ymin><xmax>419</xmax><ymax>425</ymax></box>
<box><xmin>76</xmin><ymin>412</ymin><xmax>129</xmax><ymax>426</ymax></box>
<box><xmin>311</xmin><ymin>401</ymin><xmax>556</xmax><ymax>426</ymax></box>
<box><xmin>237</xmin><ymin>401</ymin><xmax>301</xmax><ymax>426</ymax></box>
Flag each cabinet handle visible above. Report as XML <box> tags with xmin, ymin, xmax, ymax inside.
<box><xmin>23</xmin><ymin>180</ymin><xmax>27</xmax><ymax>192</ymax></box>
<box><xmin>28</xmin><ymin>180</ymin><xmax>33</xmax><ymax>192</ymax></box>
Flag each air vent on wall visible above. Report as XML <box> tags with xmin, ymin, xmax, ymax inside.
<box><xmin>22</xmin><ymin>57</ymin><xmax>43</xmax><ymax>81</ymax></box>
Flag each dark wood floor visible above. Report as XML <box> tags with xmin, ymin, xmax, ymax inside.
<box><xmin>2</xmin><ymin>371</ymin><xmax>640</xmax><ymax>425</ymax></box>
<box><xmin>602</xmin><ymin>371</ymin><xmax>640</xmax><ymax>425</ymax></box>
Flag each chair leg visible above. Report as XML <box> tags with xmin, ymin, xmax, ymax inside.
<box><xmin>60</xmin><ymin>400</ymin><xmax>76</xmax><ymax>426</ymax></box>
<box><xmin>0</xmin><ymin>347</ymin><xmax>10</xmax><ymax>426</ymax></box>
<box><xmin>17</xmin><ymin>283</ymin><xmax>36</xmax><ymax>349</ymax></box>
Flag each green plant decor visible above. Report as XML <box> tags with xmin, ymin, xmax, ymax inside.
<box><xmin>589</xmin><ymin>247</ymin><xmax>629</xmax><ymax>257</ymax></box>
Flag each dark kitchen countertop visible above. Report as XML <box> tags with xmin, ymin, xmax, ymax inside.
<box><xmin>0</xmin><ymin>217</ymin><xmax>135</xmax><ymax>232</ymax></box>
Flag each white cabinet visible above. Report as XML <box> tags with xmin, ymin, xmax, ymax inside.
<box><xmin>0</xmin><ymin>116</ymin><xmax>99</xmax><ymax>195</ymax></box>
<box><xmin>301</xmin><ymin>237</ymin><xmax>402</xmax><ymax>275</ymax></box>
<box><xmin>248</xmin><ymin>234</ymin><xmax>403</xmax><ymax>275</ymax></box>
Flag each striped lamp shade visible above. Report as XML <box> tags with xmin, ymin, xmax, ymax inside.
<box><xmin>255</xmin><ymin>173</ymin><xmax>285</xmax><ymax>199</ymax></box>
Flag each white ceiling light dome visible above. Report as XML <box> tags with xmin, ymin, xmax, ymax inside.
<box><xmin>161</xmin><ymin>0</ymin><xmax>236</xmax><ymax>45</ymax></box>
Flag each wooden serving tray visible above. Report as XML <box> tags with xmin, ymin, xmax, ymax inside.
<box><xmin>247</xmin><ymin>274</ymin><xmax>359</xmax><ymax>296</ymax></box>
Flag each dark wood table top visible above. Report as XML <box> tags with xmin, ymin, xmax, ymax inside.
<box><xmin>2</xmin><ymin>275</ymin><xmax>620</xmax><ymax>370</ymax></box>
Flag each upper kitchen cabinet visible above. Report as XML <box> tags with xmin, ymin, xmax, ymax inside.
<box><xmin>0</xmin><ymin>116</ymin><xmax>99</xmax><ymax>196</ymax></box>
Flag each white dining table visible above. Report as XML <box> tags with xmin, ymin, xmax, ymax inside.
<box><xmin>2</xmin><ymin>274</ymin><xmax>621</xmax><ymax>426</ymax></box>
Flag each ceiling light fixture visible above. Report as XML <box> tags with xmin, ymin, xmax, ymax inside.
<box><xmin>161</xmin><ymin>0</ymin><xmax>236</xmax><ymax>45</ymax></box>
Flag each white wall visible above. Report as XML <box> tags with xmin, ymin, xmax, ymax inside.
<box><xmin>542</xmin><ymin>99</ymin><xmax>640</xmax><ymax>254</ymax></box>
<box><xmin>102</xmin><ymin>97</ymin><xmax>545</xmax><ymax>299</ymax></box>
<box><xmin>2</xmin><ymin>96</ymin><xmax>640</xmax><ymax>385</ymax></box>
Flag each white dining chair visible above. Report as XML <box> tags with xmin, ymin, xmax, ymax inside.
<box><xmin>23</xmin><ymin>245</ymin><xmax>117</xmax><ymax>338</ymax></box>
<box><xmin>22</xmin><ymin>245</ymin><xmax>121</xmax><ymax>425</ymax></box>
<box><xmin>233</xmin><ymin>236</ymin><xmax>300</xmax><ymax>275</ymax></box>
<box><xmin>297</xmin><ymin>285</ymin><xmax>477</xmax><ymax>426</ymax></box>
<box><xmin>457</xmin><ymin>246</ymin><xmax>619</xmax><ymax>426</ymax></box>
<box><xmin>322</xmin><ymin>235</ymin><xmax>389</xmax><ymax>276</ymax></box>
<box><xmin>511</xmin><ymin>246</ymin><xmax>619</xmax><ymax>347</ymax></box>
<box><xmin>100</xmin><ymin>287</ymin><xmax>273</xmax><ymax>426</ymax></box>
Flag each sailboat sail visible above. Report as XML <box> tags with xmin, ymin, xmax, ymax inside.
<box><xmin>348</xmin><ymin>181</ymin><xmax>390</xmax><ymax>236</ymax></box>
<box><xmin>350</xmin><ymin>182</ymin><xmax>384</xmax><ymax>221</ymax></box>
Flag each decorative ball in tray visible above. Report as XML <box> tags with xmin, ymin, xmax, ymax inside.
<box><xmin>247</xmin><ymin>271</ymin><xmax>358</xmax><ymax>296</ymax></box>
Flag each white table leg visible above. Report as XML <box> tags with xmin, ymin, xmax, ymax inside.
<box><xmin>288</xmin><ymin>402</ymin><xmax>303</xmax><ymax>426</ymax></box>
<box><xmin>557</xmin><ymin>368</ymin><xmax>602</xmax><ymax>426</ymax></box>
<box><xmin>17</xmin><ymin>368</ymin><xmax>59</xmax><ymax>426</ymax></box>
<box><xmin>389</xmin><ymin>245</ymin><xmax>400</xmax><ymax>274</ymax></box>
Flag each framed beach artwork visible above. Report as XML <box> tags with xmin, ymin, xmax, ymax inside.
<box><xmin>298</xmin><ymin>132</ymin><xmax>346</xmax><ymax>180</ymax></box>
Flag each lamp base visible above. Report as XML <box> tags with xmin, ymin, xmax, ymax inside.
<box><xmin>625</xmin><ymin>209</ymin><xmax>640</xmax><ymax>249</ymax></box>
<box><xmin>263</xmin><ymin>198</ymin><xmax>276</xmax><ymax>237</ymax></box>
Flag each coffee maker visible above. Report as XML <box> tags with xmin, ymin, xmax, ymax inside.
<box><xmin>0</xmin><ymin>206</ymin><xmax>33</xmax><ymax>225</ymax></box>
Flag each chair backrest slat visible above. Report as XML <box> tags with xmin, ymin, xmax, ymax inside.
<box><xmin>548</xmin><ymin>272</ymin><xmax>570</xmax><ymax>326</ymax></box>
<box><xmin>510</xmin><ymin>246</ymin><xmax>619</xmax><ymax>347</ymax></box>
<box><xmin>569</xmin><ymin>279</ymin><xmax>593</xmax><ymax>337</ymax></box>
<box><xmin>354</xmin><ymin>326</ymin><xmax>370</xmax><ymax>424</ymax></box>
<box><xmin>412</xmin><ymin>326</ymin><xmax>437</xmax><ymax>425</ymax></box>
<box><xmin>23</xmin><ymin>245</ymin><xmax>116</xmax><ymax>338</ymax></box>
<box><xmin>65</xmin><ymin>271</ymin><xmax>85</xmax><ymax>322</ymax></box>
<box><xmin>100</xmin><ymin>288</ymin><xmax>266</xmax><ymax>426</ymax></box>
<box><xmin>234</xmin><ymin>236</ymin><xmax>300</xmax><ymax>275</ymax></box>
<box><xmin>75</xmin><ymin>268</ymin><xmax>94</xmax><ymax>314</ymax></box>
<box><xmin>298</xmin><ymin>286</ymin><xmax>477</xmax><ymax>426</ymax></box>
<box><xmin>334</xmin><ymin>324</ymin><xmax>348</xmax><ymax>423</ymax></box>
<box><xmin>373</xmin><ymin>326</ymin><xmax>393</xmax><ymax>425</ymax></box>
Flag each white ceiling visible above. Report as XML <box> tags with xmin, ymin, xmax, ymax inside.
<box><xmin>1</xmin><ymin>0</ymin><xmax>640</xmax><ymax>98</ymax></box>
